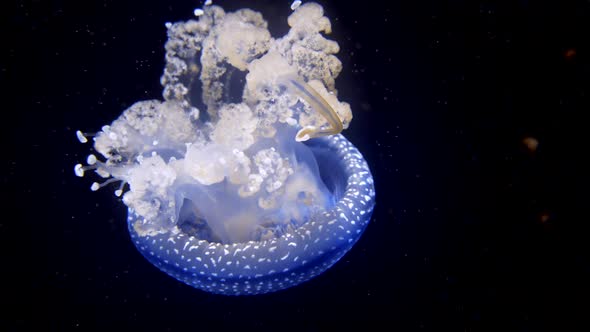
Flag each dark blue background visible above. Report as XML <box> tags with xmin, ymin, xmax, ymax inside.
<box><xmin>2</xmin><ymin>0</ymin><xmax>588</xmax><ymax>330</ymax></box>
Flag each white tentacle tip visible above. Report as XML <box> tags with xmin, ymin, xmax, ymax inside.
<box><xmin>76</xmin><ymin>130</ymin><xmax>88</xmax><ymax>143</ymax></box>
<box><xmin>86</xmin><ymin>154</ymin><xmax>97</xmax><ymax>165</ymax></box>
<box><xmin>74</xmin><ymin>164</ymin><xmax>85</xmax><ymax>177</ymax></box>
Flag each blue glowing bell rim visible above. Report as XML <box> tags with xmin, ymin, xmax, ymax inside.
<box><xmin>127</xmin><ymin>133</ymin><xmax>375</xmax><ymax>294</ymax></box>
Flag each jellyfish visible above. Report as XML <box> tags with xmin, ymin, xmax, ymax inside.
<box><xmin>75</xmin><ymin>2</ymin><xmax>375</xmax><ymax>295</ymax></box>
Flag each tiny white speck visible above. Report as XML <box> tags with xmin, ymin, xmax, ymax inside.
<box><xmin>194</xmin><ymin>8</ymin><xmax>204</xmax><ymax>16</ymax></box>
<box><xmin>291</xmin><ymin>1</ymin><xmax>302</xmax><ymax>11</ymax></box>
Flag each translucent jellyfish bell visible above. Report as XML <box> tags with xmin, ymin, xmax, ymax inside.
<box><xmin>75</xmin><ymin>2</ymin><xmax>375</xmax><ymax>295</ymax></box>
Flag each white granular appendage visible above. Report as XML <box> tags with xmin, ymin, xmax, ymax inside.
<box><xmin>80</xmin><ymin>2</ymin><xmax>348</xmax><ymax>241</ymax></box>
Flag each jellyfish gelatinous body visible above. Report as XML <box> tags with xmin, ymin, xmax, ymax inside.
<box><xmin>75</xmin><ymin>2</ymin><xmax>375</xmax><ymax>295</ymax></box>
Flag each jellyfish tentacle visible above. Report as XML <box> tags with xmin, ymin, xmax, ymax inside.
<box><xmin>279</xmin><ymin>75</ymin><xmax>344</xmax><ymax>142</ymax></box>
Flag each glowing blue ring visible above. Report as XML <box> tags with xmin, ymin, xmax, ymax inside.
<box><xmin>128</xmin><ymin>134</ymin><xmax>375</xmax><ymax>295</ymax></box>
